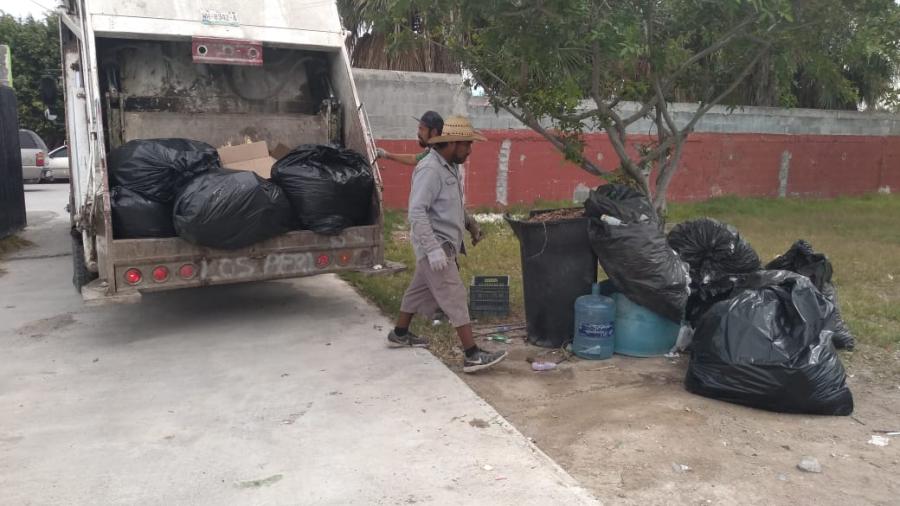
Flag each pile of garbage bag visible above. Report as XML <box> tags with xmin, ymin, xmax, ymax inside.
<box><xmin>272</xmin><ymin>144</ymin><xmax>374</xmax><ymax>235</ymax></box>
<box><xmin>107</xmin><ymin>138</ymin><xmax>374</xmax><ymax>248</ymax></box>
<box><xmin>685</xmin><ymin>270</ymin><xmax>854</xmax><ymax>415</ymax></box>
<box><xmin>578</xmin><ymin>190</ymin><xmax>856</xmax><ymax>414</ymax></box>
<box><xmin>584</xmin><ymin>184</ymin><xmax>689</xmax><ymax>323</ymax></box>
<box><xmin>107</xmin><ymin>139</ymin><xmax>220</xmax><ymax>240</ymax></box>
<box><xmin>173</xmin><ymin>169</ymin><xmax>294</xmax><ymax>250</ymax></box>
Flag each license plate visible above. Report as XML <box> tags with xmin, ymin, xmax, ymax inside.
<box><xmin>201</xmin><ymin>9</ymin><xmax>239</xmax><ymax>26</ymax></box>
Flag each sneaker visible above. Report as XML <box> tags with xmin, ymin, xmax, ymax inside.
<box><xmin>463</xmin><ymin>348</ymin><xmax>508</xmax><ymax>373</ymax></box>
<box><xmin>387</xmin><ymin>329</ymin><xmax>429</xmax><ymax>348</ymax></box>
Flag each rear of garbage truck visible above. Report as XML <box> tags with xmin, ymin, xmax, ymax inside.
<box><xmin>58</xmin><ymin>0</ymin><xmax>386</xmax><ymax>302</ymax></box>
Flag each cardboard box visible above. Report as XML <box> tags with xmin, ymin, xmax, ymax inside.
<box><xmin>218</xmin><ymin>141</ymin><xmax>277</xmax><ymax>179</ymax></box>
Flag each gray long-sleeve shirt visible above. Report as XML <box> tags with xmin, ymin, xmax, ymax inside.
<box><xmin>408</xmin><ymin>150</ymin><xmax>466</xmax><ymax>260</ymax></box>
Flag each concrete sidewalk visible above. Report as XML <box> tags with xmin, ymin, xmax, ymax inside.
<box><xmin>0</xmin><ymin>185</ymin><xmax>598</xmax><ymax>505</ymax></box>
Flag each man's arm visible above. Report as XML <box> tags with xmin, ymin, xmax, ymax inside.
<box><xmin>408</xmin><ymin>168</ymin><xmax>443</xmax><ymax>256</ymax></box>
<box><xmin>377</xmin><ymin>148</ymin><xmax>420</xmax><ymax>166</ymax></box>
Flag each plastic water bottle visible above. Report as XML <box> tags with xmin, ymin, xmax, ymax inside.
<box><xmin>531</xmin><ymin>361</ymin><xmax>557</xmax><ymax>371</ymax></box>
<box><xmin>572</xmin><ymin>283</ymin><xmax>616</xmax><ymax>360</ymax></box>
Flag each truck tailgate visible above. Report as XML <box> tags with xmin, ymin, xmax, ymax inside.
<box><xmin>109</xmin><ymin>225</ymin><xmax>383</xmax><ymax>293</ymax></box>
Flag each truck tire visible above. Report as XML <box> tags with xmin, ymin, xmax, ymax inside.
<box><xmin>71</xmin><ymin>229</ymin><xmax>98</xmax><ymax>292</ymax></box>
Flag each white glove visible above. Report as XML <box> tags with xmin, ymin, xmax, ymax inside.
<box><xmin>375</xmin><ymin>147</ymin><xmax>387</xmax><ymax>159</ymax></box>
<box><xmin>427</xmin><ymin>248</ymin><xmax>449</xmax><ymax>271</ymax></box>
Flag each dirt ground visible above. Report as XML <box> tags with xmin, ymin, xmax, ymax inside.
<box><xmin>458</xmin><ymin>337</ymin><xmax>900</xmax><ymax>505</ymax></box>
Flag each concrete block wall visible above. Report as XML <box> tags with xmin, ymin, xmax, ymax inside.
<box><xmin>354</xmin><ymin>69</ymin><xmax>900</xmax><ymax>209</ymax></box>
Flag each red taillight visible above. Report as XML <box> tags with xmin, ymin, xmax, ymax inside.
<box><xmin>315</xmin><ymin>254</ymin><xmax>331</xmax><ymax>269</ymax></box>
<box><xmin>36</xmin><ymin>152</ymin><xmax>45</xmax><ymax>167</ymax></box>
<box><xmin>152</xmin><ymin>266</ymin><xmax>170</xmax><ymax>282</ymax></box>
<box><xmin>178</xmin><ymin>264</ymin><xmax>196</xmax><ymax>279</ymax></box>
<box><xmin>337</xmin><ymin>251</ymin><xmax>352</xmax><ymax>266</ymax></box>
<box><xmin>124</xmin><ymin>268</ymin><xmax>142</xmax><ymax>285</ymax></box>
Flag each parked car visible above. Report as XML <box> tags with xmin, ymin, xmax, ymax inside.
<box><xmin>19</xmin><ymin>129</ymin><xmax>49</xmax><ymax>183</ymax></box>
<box><xmin>46</xmin><ymin>145</ymin><xmax>70</xmax><ymax>181</ymax></box>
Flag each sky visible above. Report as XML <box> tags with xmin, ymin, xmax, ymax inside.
<box><xmin>0</xmin><ymin>0</ymin><xmax>58</xmax><ymax>20</ymax></box>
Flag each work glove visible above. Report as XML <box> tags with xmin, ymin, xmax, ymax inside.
<box><xmin>427</xmin><ymin>248</ymin><xmax>449</xmax><ymax>272</ymax></box>
<box><xmin>375</xmin><ymin>147</ymin><xmax>387</xmax><ymax>159</ymax></box>
<box><xmin>467</xmin><ymin>220</ymin><xmax>484</xmax><ymax>246</ymax></box>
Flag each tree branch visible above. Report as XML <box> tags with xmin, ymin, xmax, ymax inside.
<box><xmin>498</xmin><ymin>103</ymin><xmax>609</xmax><ymax>178</ymax></box>
<box><xmin>679</xmin><ymin>43</ymin><xmax>772</xmax><ymax>137</ymax></box>
<box><xmin>653</xmin><ymin>134</ymin><xmax>686</xmax><ymax>213</ymax></box>
<box><xmin>639</xmin><ymin>133</ymin><xmax>678</xmax><ymax>166</ymax></box>
<box><xmin>592</xmin><ymin>40</ymin><xmax>602</xmax><ymax>100</ymax></box>
<box><xmin>622</xmin><ymin>95</ymin><xmax>659</xmax><ymax>126</ymax></box>
<box><xmin>663</xmin><ymin>14</ymin><xmax>761</xmax><ymax>90</ymax></box>
<box><xmin>653</xmin><ymin>78</ymin><xmax>679</xmax><ymax>137</ymax></box>
<box><xmin>559</xmin><ymin>108</ymin><xmax>601</xmax><ymax>122</ymax></box>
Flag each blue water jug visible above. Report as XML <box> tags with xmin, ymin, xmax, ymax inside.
<box><xmin>572</xmin><ymin>283</ymin><xmax>616</xmax><ymax>360</ymax></box>
<box><xmin>613</xmin><ymin>292</ymin><xmax>680</xmax><ymax>357</ymax></box>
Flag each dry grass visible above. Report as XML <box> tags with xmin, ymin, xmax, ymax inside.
<box><xmin>343</xmin><ymin>194</ymin><xmax>900</xmax><ymax>366</ymax></box>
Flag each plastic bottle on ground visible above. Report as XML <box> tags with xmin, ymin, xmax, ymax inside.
<box><xmin>531</xmin><ymin>361</ymin><xmax>557</xmax><ymax>371</ymax></box>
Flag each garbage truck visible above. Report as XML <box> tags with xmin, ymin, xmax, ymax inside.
<box><xmin>55</xmin><ymin>0</ymin><xmax>388</xmax><ymax>303</ymax></box>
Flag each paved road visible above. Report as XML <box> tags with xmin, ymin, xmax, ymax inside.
<box><xmin>0</xmin><ymin>184</ymin><xmax>599</xmax><ymax>505</ymax></box>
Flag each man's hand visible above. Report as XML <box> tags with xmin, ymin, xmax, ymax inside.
<box><xmin>467</xmin><ymin>220</ymin><xmax>484</xmax><ymax>246</ymax></box>
<box><xmin>427</xmin><ymin>248</ymin><xmax>449</xmax><ymax>271</ymax></box>
<box><xmin>375</xmin><ymin>147</ymin><xmax>387</xmax><ymax>159</ymax></box>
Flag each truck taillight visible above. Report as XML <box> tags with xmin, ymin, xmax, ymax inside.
<box><xmin>36</xmin><ymin>152</ymin><xmax>45</xmax><ymax>167</ymax></box>
<box><xmin>124</xmin><ymin>268</ymin><xmax>142</xmax><ymax>285</ymax></box>
<box><xmin>178</xmin><ymin>264</ymin><xmax>196</xmax><ymax>279</ymax></box>
<box><xmin>152</xmin><ymin>266</ymin><xmax>170</xmax><ymax>282</ymax></box>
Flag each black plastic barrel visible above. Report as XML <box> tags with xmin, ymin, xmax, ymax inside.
<box><xmin>506</xmin><ymin>209</ymin><xmax>598</xmax><ymax>348</ymax></box>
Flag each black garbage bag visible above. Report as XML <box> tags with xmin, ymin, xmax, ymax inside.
<box><xmin>765</xmin><ymin>240</ymin><xmax>855</xmax><ymax>350</ymax></box>
<box><xmin>271</xmin><ymin>144</ymin><xmax>374</xmax><ymax>235</ymax></box>
<box><xmin>668</xmin><ymin>218</ymin><xmax>761</xmax><ymax>284</ymax></box>
<box><xmin>584</xmin><ymin>184</ymin><xmax>656</xmax><ymax>223</ymax></box>
<box><xmin>108</xmin><ymin>139</ymin><xmax>221</xmax><ymax>202</ymax></box>
<box><xmin>584</xmin><ymin>185</ymin><xmax>689</xmax><ymax>323</ymax></box>
<box><xmin>668</xmin><ymin>218</ymin><xmax>761</xmax><ymax>327</ymax></box>
<box><xmin>685</xmin><ymin>270</ymin><xmax>854</xmax><ymax>415</ymax></box>
<box><xmin>110</xmin><ymin>186</ymin><xmax>176</xmax><ymax>239</ymax></box>
<box><xmin>683</xmin><ymin>275</ymin><xmax>741</xmax><ymax>328</ymax></box>
<box><xmin>173</xmin><ymin>169</ymin><xmax>294</xmax><ymax>250</ymax></box>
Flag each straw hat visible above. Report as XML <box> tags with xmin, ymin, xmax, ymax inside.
<box><xmin>426</xmin><ymin>115</ymin><xmax>487</xmax><ymax>144</ymax></box>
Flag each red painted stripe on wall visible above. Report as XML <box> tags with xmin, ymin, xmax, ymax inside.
<box><xmin>374</xmin><ymin>131</ymin><xmax>899</xmax><ymax>209</ymax></box>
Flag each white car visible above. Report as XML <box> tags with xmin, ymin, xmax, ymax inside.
<box><xmin>45</xmin><ymin>145</ymin><xmax>70</xmax><ymax>182</ymax></box>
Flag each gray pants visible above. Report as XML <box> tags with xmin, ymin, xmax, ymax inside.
<box><xmin>400</xmin><ymin>252</ymin><xmax>470</xmax><ymax>328</ymax></box>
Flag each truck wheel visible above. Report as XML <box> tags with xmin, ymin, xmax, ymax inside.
<box><xmin>71</xmin><ymin>230</ymin><xmax>98</xmax><ymax>292</ymax></box>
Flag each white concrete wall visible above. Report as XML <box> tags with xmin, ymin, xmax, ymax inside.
<box><xmin>354</xmin><ymin>69</ymin><xmax>900</xmax><ymax>139</ymax></box>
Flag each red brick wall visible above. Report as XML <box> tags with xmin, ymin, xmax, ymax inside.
<box><xmin>375</xmin><ymin>130</ymin><xmax>898</xmax><ymax>209</ymax></box>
